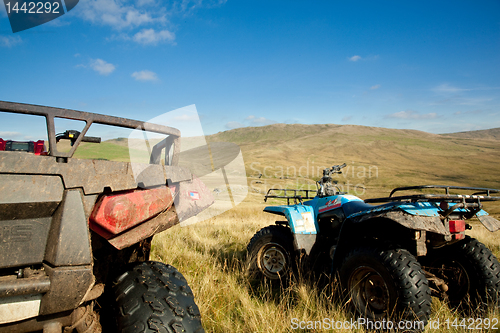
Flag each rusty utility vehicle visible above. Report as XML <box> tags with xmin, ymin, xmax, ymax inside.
<box><xmin>0</xmin><ymin>101</ymin><xmax>213</xmax><ymax>333</ymax></box>
<box><xmin>247</xmin><ymin>163</ymin><xmax>500</xmax><ymax>328</ymax></box>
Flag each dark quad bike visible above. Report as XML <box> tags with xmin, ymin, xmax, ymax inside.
<box><xmin>0</xmin><ymin>101</ymin><xmax>213</xmax><ymax>333</ymax></box>
<box><xmin>247</xmin><ymin>163</ymin><xmax>500</xmax><ymax>328</ymax></box>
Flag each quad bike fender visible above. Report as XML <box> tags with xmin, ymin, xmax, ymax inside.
<box><xmin>264</xmin><ymin>204</ymin><xmax>317</xmax><ymax>254</ymax></box>
<box><xmin>476</xmin><ymin>210</ymin><xmax>500</xmax><ymax>232</ymax></box>
<box><xmin>91</xmin><ymin>176</ymin><xmax>214</xmax><ymax>250</ymax></box>
<box><xmin>347</xmin><ymin>202</ymin><xmax>450</xmax><ymax>235</ymax></box>
<box><xmin>349</xmin><ymin>210</ymin><xmax>450</xmax><ymax>235</ymax></box>
<box><xmin>330</xmin><ymin>210</ymin><xmax>449</xmax><ymax>271</ymax></box>
<box><xmin>348</xmin><ymin>201</ymin><xmax>500</xmax><ymax>233</ymax></box>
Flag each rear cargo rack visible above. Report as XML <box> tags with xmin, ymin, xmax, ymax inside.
<box><xmin>264</xmin><ymin>188</ymin><xmax>317</xmax><ymax>205</ymax></box>
<box><xmin>365</xmin><ymin>185</ymin><xmax>500</xmax><ymax>204</ymax></box>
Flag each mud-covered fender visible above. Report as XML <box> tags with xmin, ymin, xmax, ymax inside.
<box><xmin>347</xmin><ymin>202</ymin><xmax>449</xmax><ymax>235</ymax></box>
<box><xmin>475</xmin><ymin>210</ymin><xmax>500</xmax><ymax>232</ymax></box>
<box><xmin>264</xmin><ymin>204</ymin><xmax>317</xmax><ymax>254</ymax></box>
<box><xmin>330</xmin><ymin>203</ymin><xmax>450</xmax><ymax>271</ymax></box>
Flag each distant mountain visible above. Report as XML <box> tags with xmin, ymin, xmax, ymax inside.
<box><xmin>443</xmin><ymin>128</ymin><xmax>500</xmax><ymax>140</ymax></box>
<box><xmin>207</xmin><ymin>123</ymin><xmax>500</xmax><ymax>194</ymax></box>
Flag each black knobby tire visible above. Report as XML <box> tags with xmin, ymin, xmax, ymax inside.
<box><xmin>339</xmin><ymin>246</ymin><xmax>432</xmax><ymax>326</ymax></box>
<box><xmin>246</xmin><ymin>225</ymin><xmax>295</xmax><ymax>282</ymax></box>
<box><xmin>424</xmin><ymin>236</ymin><xmax>500</xmax><ymax>312</ymax></box>
<box><xmin>113</xmin><ymin>261</ymin><xmax>204</xmax><ymax>333</ymax></box>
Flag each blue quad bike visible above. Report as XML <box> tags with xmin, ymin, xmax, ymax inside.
<box><xmin>247</xmin><ymin>163</ymin><xmax>500</xmax><ymax>327</ymax></box>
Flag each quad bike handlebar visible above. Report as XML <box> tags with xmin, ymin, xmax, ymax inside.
<box><xmin>329</xmin><ymin>163</ymin><xmax>347</xmax><ymax>175</ymax></box>
<box><xmin>317</xmin><ymin>163</ymin><xmax>347</xmax><ymax>197</ymax></box>
<box><xmin>56</xmin><ymin>130</ymin><xmax>101</xmax><ymax>146</ymax></box>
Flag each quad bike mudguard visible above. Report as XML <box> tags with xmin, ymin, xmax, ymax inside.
<box><xmin>264</xmin><ymin>204</ymin><xmax>317</xmax><ymax>254</ymax></box>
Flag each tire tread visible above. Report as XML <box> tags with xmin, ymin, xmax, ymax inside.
<box><xmin>113</xmin><ymin>261</ymin><xmax>204</xmax><ymax>333</ymax></box>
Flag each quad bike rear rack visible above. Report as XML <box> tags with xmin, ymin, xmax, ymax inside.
<box><xmin>366</xmin><ymin>185</ymin><xmax>500</xmax><ymax>223</ymax></box>
<box><xmin>365</xmin><ymin>185</ymin><xmax>500</xmax><ymax>204</ymax></box>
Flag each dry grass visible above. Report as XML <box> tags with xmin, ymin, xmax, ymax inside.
<box><xmin>151</xmin><ymin>199</ymin><xmax>500</xmax><ymax>333</ymax></box>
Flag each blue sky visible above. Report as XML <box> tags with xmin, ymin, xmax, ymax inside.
<box><xmin>1</xmin><ymin>0</ymin><xmax>499</xmax><ymax>138</ymax></box>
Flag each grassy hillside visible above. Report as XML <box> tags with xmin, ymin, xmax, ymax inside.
<box><xmin>208</xmin><ymin>124</ymin><xmax>500</xmax><ymax>200</ymax></box>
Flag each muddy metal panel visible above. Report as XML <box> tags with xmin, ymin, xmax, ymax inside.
<box><xmin>0</xmin><ymin>218</ymin><xmax>52</xmax><ymax>268</ymax></box>
<box><xmin>44</xmin><ymin>190</ymin><xmax>91</xmax><ymax>267</ymax></box>
<box><xmin>477</xmin><ymin>214</ymin><xmax>500</xmax><ymax>232</ymax></box>
<box><xmin>172</xmin><ymin>176</ymin><xmax>214</xmax><ymax>223</ymax></box>
<box><xmin>0</xmin><ymin>152</ymin><xmax>192</xmax><ymax>194</ymax></box>
<box><xmin>0</xmin><ymin>174</ymin><xmax>63</xmax><ymax>204</ymax></box>
<box><xmin>0</xmin><ymin>175</ymin><xmax>63</xmax><ymax>268</ymax></box>
<box><xmin>352</xmin><ymin>210</ymin><xmax>449</xmax><ymax>235</ymax></box>
<box><xmin>39</xmin><ymin>264</ymin><xmax>94</xmax><ymax>315</ymax></box>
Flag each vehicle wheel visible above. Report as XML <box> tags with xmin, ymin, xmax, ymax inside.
<box><xmin>246</xmin><ymin>225</ymin><xmax>295</xmax><ymax>282</ymax></box>
<box><xmin>423</xmin><ymin>236</ymin><xmax>500</xmax><ymax>313</ymax></box>
<box><xmin>339</xmin><ymin>246</ymin><xmax>432</xmax><ymax>326</ymax></box>
<box><xmin>112</xmin><ymin>261</ymin><xmax>204</xmax><ymax>333</ymax></box>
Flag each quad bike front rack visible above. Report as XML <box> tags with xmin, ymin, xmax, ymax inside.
<box><xmin>264</xmin><ymin>188</ymin><xmax>317</xmax><ymax>205</ymax></box>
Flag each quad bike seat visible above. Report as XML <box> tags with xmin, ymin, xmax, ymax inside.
<box><xmin>341</xmin><ymin>200</ymin><xmax>399</xmax><ymax>217</ymax></box>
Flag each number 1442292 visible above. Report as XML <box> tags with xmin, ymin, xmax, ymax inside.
<box><xmin>5</xmin><ymin>2</ymin><xmax>60</xmax><ymax>14</ymax></box>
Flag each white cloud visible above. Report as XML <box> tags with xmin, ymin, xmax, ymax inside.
<box><xmin>0</xmin><ymin>131</ymin><xmax>22</xmax><ymax>137</ymax></box>
<box><xmin>137</xmin><ymin>0</ymin><xmax>156</xmax><ymax>6</ymax></box>
<box><xmin>245</xmin><ymin>115</ymin><xmax>276</xmax><ymax>126</ymax></box>
<box><xmin>454</xmin><ymin>110</ymin><xmax>483</xmax><ymax>116</ymax></box>
<box><xmin>0</xmin><ymin>35</ymin><xmax>22</xmax><ymax>48</ymax></box>
<box><xmin>348</xmin><ymin>55</ymin><xmax>379</xmax><ymax>62</ymax></box>
<box><xmin>77</xmin><ymin>0</ymin><xmax>165</xmax><ymax>30</ymax></box>
<box><xmin>133</xmin><ymin>28</ymin><xmax>175</xmax><ymax>45</ymax></box>
<box><xmin>76</xmin><ymin>0</ymin><xmax>227</xmax><ymax>46</ymax></box>
<box><xmin>342</xmin><ymin>116</ymin><xmax>353</xmax><ymax>122</ymax></box>
<box><xmin>174</xmin><ymin>114</ymin><xmax>198</xmax><ymax>121</ymax></box>
<box><xmin>225</xmin><ymin>121</ymin><xmax>244</xmax><ymax>129</ymax></box>
<box><xmin>90</xmin><ymin>59</ymin><xmax>116</xmax><ymax>76</ymax></box>
<box><xmin>370</xmin><ymin>84</ymin><xmax>381</xmax><ymax>90</ymax></box>
<box><xmin>131</xmin><ymin>70</ymin><xmax>159</xmax><ymax>81</ymax></box>
<box><xmin>433</xmin><ymin>83</ymin><xmax>468</xmax><ymax>94</ymax></box>
<box><xmin>432</xmin><ymin>96</ymin><xmax>494</xmax><ymax>106</ymax></box>
<box><xmin>386</xmin><ymin>110</ymin><xmax>437</xmax><ymax>120</ymax></box>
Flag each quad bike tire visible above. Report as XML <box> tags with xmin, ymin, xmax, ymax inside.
<box><xmin>112</xmin><ymin>261</ymin><xmax>204</xmax><ymax>333</ymax></box>
<box><xmin>246</xmin><ymin>225</ymin><xmax>295</xmax><ymax>282</ymax></box>
<box><xmin>339</xmin><ymin>246</ymin><xmax>432</xmax><ymax>327</ymax></box>
<box><xmin>423</xmin><ymin>236</ymin><xmax>500</xmax><ymax>313</ymax></box>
